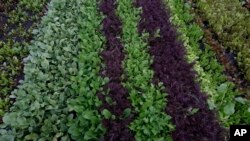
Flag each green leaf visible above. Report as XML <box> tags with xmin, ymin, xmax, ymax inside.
<box><xmin>187</xmin><ymin>107</ymin><xmax>199</xmax><ymax>115</ymax></box>
<box><xmin>223</xmin><ymin>103</ymin><xmax>235</xmax><ymax>115</ymax></box>
<box><xmin>105</xmin><ymin>97</ymin><xmax>113</xmax><ymax>105</ymax></box>
<box><xmin>25</xmin><ymin>133</ymin><xmax>38</xmax><ymax>140</ymax></box>
<box><xmin>217</xmin><ymin>83</ymin><xmax>228</xmax><ymax>93</ymax></box>
<box><xmin>83</xmin><ymin>111</ymin><xmax>93</xmax><ymax>120</ymax></box>
<box><xmin>207</xmin><ymin>99</ymin><xmax>216</xmax><ymax>110</ymax></box>
<box><xmin>123</xmin><ymin>108</ymin><xmax>131</xmax><ymax>118</ymax></box>
<box><xmin>63</xmin><ymin>46</ymin><xmax>71</xmax><ymax>52</ymax></box>
<box><xmin>41</xmin><ymin>59</ymin><xmax>49</xmax><ymax>68</ymax></box>
<box><xmin>101</xmin><ymin>109</ymin><xmax>112</xmax><ymax>119</ymax></box>
<box><xmin>235</xmin><ymin>97</ymin><xmax>248</xmax><ymax>104</ymax></box>
<box><xmin>0</xmin><ymin>135</ymin><xmax>15</xmax><ymax>141</ymax></box>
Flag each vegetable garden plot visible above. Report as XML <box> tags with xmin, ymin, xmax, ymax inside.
<box><xmin>0</xmin><ymin>0</ymin><xmax>250</xmax><ymax>140</ymax></box>
<box><xmin>0</xmin><ymin>0</ymin><xmax>48</xmax><ymax>120</ymax></box>
<box><xmin>189</xmin><ymin>0</ymin><xmax>250</xmax><ymax>94</ymax></box>
<box><xmin>166</xmin><ymin>0</ymin><xmax>250</xmax><ymax>127</ymax></box>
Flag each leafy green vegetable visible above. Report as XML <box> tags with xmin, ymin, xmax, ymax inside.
<box><xmin>187</xmin><ymin>108</ymin><xmax>200</xmax><ymax>115</ymax></box>
<box><xmin>123</xmin><ymin>108</ymin><xmax>132</xmax><ymax>118</ymax></box>
<box><xmin>102</xmin><ymin>109</ymin><xmax>112</xmax><ymax>119</ymax></box>
<box><xmin>223</xmin><ymin>103</ymin><xmax>235</xmax><ymax>115</ymax></box>
<box><xmin>217</xmin><ymin>83</ymin><xmax>228</xmax><ymax>94</ymax></box>
<box><xmin>235</xmin><ymin>97</ymin><xmax>248</xmax><ymax>104</ymax></box>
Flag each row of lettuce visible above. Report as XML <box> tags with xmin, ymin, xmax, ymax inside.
<box><xmin>0</xmin><ymin>0</ymin><xmax>48</xmax><ymax>117</ymax></box>
<box><xmin>0</xmin><ymin>0</ymin><xmax>249</xmax><ymax>140</ymax></box>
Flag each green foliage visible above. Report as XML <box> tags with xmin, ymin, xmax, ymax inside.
<box><xmin>223</xmin><ymin>103</ymin><xmax>235</xmax><ymax>115</ymax></box>
<box><xmin>193</xmin><ymin>0</ymin><xmax>250</xmax><ymax>82</ymax></box>
<box><xmin>165</xmin><ymin>0</ymin><xmax>250</xmax><ymax>127</ymax></box>
<box><xmin>0</xmin><ymin>0</ymin><xmax>106</xmax><ymax>140</ymax></box>
<box><xmin>66</xmin><ymin>0</ymin><xmax>108</xmax><ymax>140</ymax></box>
<box><xmin>117</xmin><ymin>0</ymin><xmax>174</xmax><ymax>140</ymax></box>
<box><xmin>102</xmin><ymin>109</ymin><xmax>112</xmax><ymax>119</ymax></box>
<box><xmin>0</xmin><ymin>0</ymin><xmax>48</xmax><ymax>119</ymax></box>
<box><xmin>20</xmin><ymin>0</ymin><xmax>46</xmax><ymax>12</ymax></box>
<box><xmin>1</xmin><ymin>0</ymin><xmax>249</xmax><ymax>140</ymax></box>
<box><xmin>0</xmin><ymin>41</ymin><xmax>23</xmax><ymax>117</ymax></box>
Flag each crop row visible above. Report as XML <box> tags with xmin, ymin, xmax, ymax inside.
<box><xmin>65</xmin><ymin>0</ymin><xmax>108</xmax><ymax>140</ymax></box>
<box><xmin>118</xmin><ymin>0</ymin><xmax>174</xmax><ymax>140</ymax></box>
<box><xmin>191</xmin><ymin>0</ymin><xmax>250</xmax><ymax>87</ymax></box>
<box><xmin>0</xmin><ymin>0</ymin><xmax>48</xmax><ymax>118</ymax></box>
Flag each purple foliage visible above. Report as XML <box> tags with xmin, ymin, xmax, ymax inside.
<box><xmin>135</xmin><ymin>0</ymin><xmax>225</xmax><ymax>141</ymax></box>
<box><xmin>98</xmin><ymin>0</ymin><xmax>135</xmax><ymax>140</ymax></box>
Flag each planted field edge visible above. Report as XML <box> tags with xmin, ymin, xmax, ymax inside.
<box><xmin>190</xmin><ymin>0</ymin><xmax>250</xmax><ymax>87</ymax></box>
<box><xmin>164</xmin><ymin>0</ymin><xmax>250</xmax><ymax>128</ymax></box>
<box><xmin>0</xmin><ymin>0</ymin><xmax>49</xmax><ymax>119</ymax></box>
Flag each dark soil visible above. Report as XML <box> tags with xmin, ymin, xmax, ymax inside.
<box><xmin>243</xmin><ymin>0</ymin><xmax>250</xmax><ymax>10</ymax></box>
